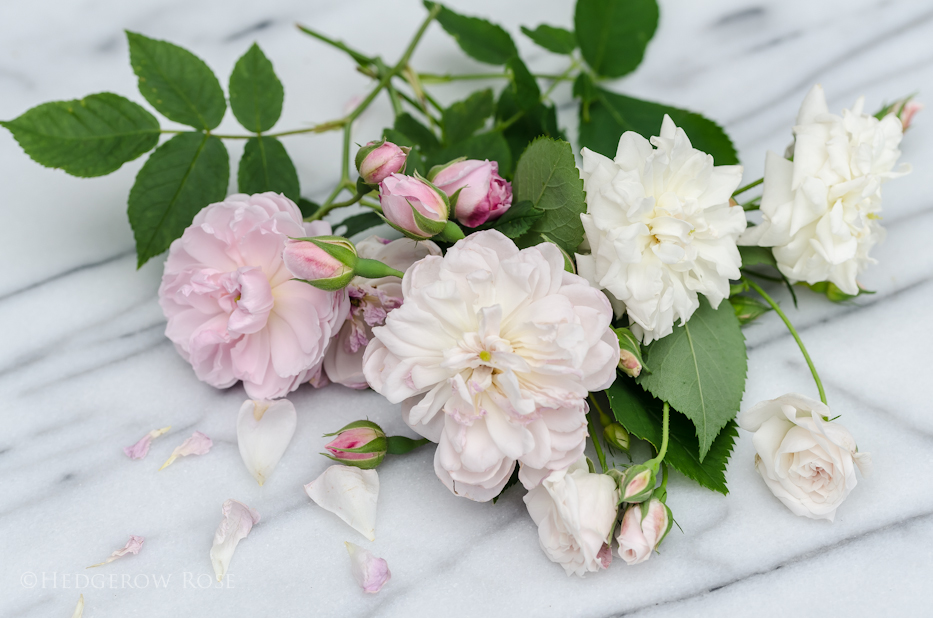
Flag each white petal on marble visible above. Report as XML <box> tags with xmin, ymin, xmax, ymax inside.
<box><xmin>1</xmin><ymin>0</ymin><xmax>932</xmax><ymax>616</ymax></box>
<box><xmin>71</xmin><ymin>594</ymin><xmax>84</xmax><ymax>618</ymax></box>
<box><xmin>345</xmin><ymin>541</ymin><xmax>391</xmax><ymax>593</ymax></box>
<box><xmin>236</xmin><ymin>399</ymin><xmax>297</xmax><ymax>486</ymax></box>
<box><xmin>210</xmin><ymin>500</ymin><xmax>260</xmax><ymax>583</ymax></box>
<box><xmin>87</xmin><ymin>535</ymin><xmax>145</xmax><ymax>568</ymax></box>
<box><xmin>159</xmin><ymin>431</ymin><xmax>213</xmax><ymax>470</ymax></box>
<box><xmin>305</xmin><ymin>466</ymin><xmax>379</xmax><ymax>541</ymax></box>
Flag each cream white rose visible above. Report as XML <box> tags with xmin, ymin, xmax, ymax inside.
<box><xmin>738</xmin><ymin>393</ymin><xmax>871</xmax><ymax>521</ymax></box>
<box><xmin>576</xmin><ymin>115</ymin><xmax>745</xmax><ymax>343</ymax></box>
<box><xmin>523</xmin><ymin>457</ymin><xmax>620</xmax><ymax>577</ymax></box>
<box><xmin>742</xmin><ymin>85</ymin><xmax>910</xmax><ymax>295</ymax></box>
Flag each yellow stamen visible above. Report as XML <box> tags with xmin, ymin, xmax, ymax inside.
<box><xmin>479</xmin><ymin>351</ymin><xmax>492</xmax><ymax>362</ymax></box>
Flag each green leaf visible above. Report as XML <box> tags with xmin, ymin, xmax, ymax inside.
<box><xmin>476</xmin><ymin>200</ymin><xmax>543</xmax><ymax>237</ymax></box>
<box><xmin>496</xmin><ymin>87</ymin><xmax>562</xmax><ymax>164</ymax></box>
<box><xmin>442</xmin><ymin>89</ymin><xmax>494</xmax><ymax>145</ymax></box>
<box><xmin>739</xmin><ymin>245</ymin><xmax>777</xmax><ymax>268</ymax></box>
<box><xmin>128</xmin><ymin>132</ymin><xmax>229</xmax><ymax>267</ymax></box>
<box><xmin>578</xmin><ymin>87</ymin><xmax>739</xmax><ymax>166</ymax></box>
<box><xmin>606</xmin><ymin>377</ymin><xmax>737</xmax><ymax>495</ymax></box>
<box><xmin>229</xmin><ymin>43</ymin><xmax>284</xmax><ymax>133</ymax></box>
<box><xmin>427</xmin><ymin>131</ymin><xmax>513</xmax><ymax>177</ymax></box>
<box><xmin>1</xmin><ymin>93</ymin><xmax>159</xmax><ymax>178</ymax></box>
<box><xmin>520</xmin><ymin>24</ymin><xmax>577</xmax><ymax>55</ymax></box>
<box><xmin>729</xmin><ymin>295</ymin><xmax>772</xmax><ymax>325</ymax></box>
<box><xmin>393</xmin><ymin>112</ymin><xmax>440</xmax><ymax>152</ymax></box>
<box><xmin>574</xmin><ymin>0</ymin><xmax>659</xmax><ymax>78</ymax></box>
<box><xmin>335</xmin><ymin>211</ymin><xmax>385</xmax><ymax>238</ymax></box>
<box><xmin>425</xmin><ymin>1</ymin><xmax>518</xmax><ymax>65</ymax></box>
<box><xmin>126</xmin><ymin>31</ymin><xmax>226</xmax><ymax>130</ymax></box>
<box><xmin>511</xmin><ymin>137</ymin><xmax>585</xmax><ymax>253</ymax></box>
<box><xmin>636</xmin><ymin>297</ymin><xmax>747</xmax><ymax>460</ymax></box>
<box><xmin>385</xmin><ymin>435</ymin><xmax>430</xmax><ymax>455</ymax></box>
<box><xmin>237</xmin><ymin>135</ymin><xmax>299</xmax><ymax>202</ymax></box>
<box><xmin>504</xmin><ymin>56</ymin><xmax>541</xmax><ymax>112</ymax></box>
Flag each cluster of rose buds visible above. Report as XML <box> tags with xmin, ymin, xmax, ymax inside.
<box><xmin>608</xmin><ymin>460</ymin><xmax>673</xmax><ymax>565</ymax></box>
<box><xmin>355</xmin><ymin>139</ymin><xmax>513</xmax><ymax>240</ymax></box>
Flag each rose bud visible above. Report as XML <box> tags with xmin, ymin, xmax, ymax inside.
<box><xmin>616</xmin><ymin>498</ymin><xmax>673</xmax><ymax>565</ymax></box>
<box><xmin>613</xmin><ymin>327</ymin><xmax>647</xmax><ymax>378</ymax></box>
<box><xmin>322</xmin><ymin>420</ymin><xmax>388</xmax><ymax>469</ymax></box>
<box><xmin>355</xmin><ymin>139</ymin><xmax>410</xmax><ymax>185</ymax></box>
<box><xmin>379</xmin><ymin>173</ymin><xmax>452</xmax><ymax>240</ymax></box>
<box><xmin>890</xmin><ymin>97</ymin><xmax>922</xmax><ymax>131</ymax></box>
<box><xmin>428</xmin><ymin>159</ymin><xmax>512</xmax><ymax>228</ymax></box>
<box><xmin>618</xmin><ymin>464</ymin><xmax>656</xmax><ymax>503</ymax></box>
<box><xmin>603</xmin><ymin>422</ymin><xmax>630</xmax><ymax>452</ymax></box>
<box><xmin>284</xmin><ymin>236</ymin><xmax>357</xmax><ymax>291</ymax></box>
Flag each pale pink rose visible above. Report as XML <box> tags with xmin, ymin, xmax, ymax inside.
<box><xmin>431</xmin><ymin>159</ymin><xmax>512</xmax><ymax>227</ymax></box>
<box><xmin>379</xmin><ymin>174</ymin><xmax>449</xmax><ymax>238</ymax></box>
<box><xmin>158</xmin><ymin>193</ymin><xmax>350</xmax><ymax>399</ymax></box>
<box><xmin>616</xmin><ymin>498</ymin><xmax>672</xmax><ymax>565</ymax></box>
<box><xmin>357</xmin><ymin>141</ymin><xmax>409</xmax><ymax>184</ymax></box>
<box><xmin>362</xmin><ymin>231</ymin><xmax>620</xmax><ymax>502</ymax></box>
<box><xmin>322</xmin><ymin>236</ymin><xmax>440</xmax><ymax>389</ymax></box>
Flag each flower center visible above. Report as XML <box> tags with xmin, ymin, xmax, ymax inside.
<box><xmin>479</xmin><ymin>350</ymin><xmax>492</xmax><ymax>362</ymax></box>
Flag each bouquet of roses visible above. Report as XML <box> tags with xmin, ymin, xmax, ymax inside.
<box><xmin>4</xmin><ymin>0</ymin><xmax>917</xmax><ymax>589</ymax></box>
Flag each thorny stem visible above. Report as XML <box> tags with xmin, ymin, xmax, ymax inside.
<box><xmin>744</xmin><ymin>278</ymin><xmax>827</xmax><ymax>404</ymax></box>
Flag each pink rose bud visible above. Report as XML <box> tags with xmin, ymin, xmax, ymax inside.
<box><xmin>614</xmin><ymin>327</ymin><xmax>646</xmax><ymax>378</ymax></box>
<box><xmin>322</xmin><ymin>420</ymin><xmax>387</xmax><ymax>469</ymax></box>
<box><xmin>379</xmin><ymin>173</ymin><xmax>450</xmax><ymax>240</ymax></box>
<box><xmin>616</xmin><ymin>498</ymin><xmax>673</xmax><ymax>566</ymax></box>
<box><xmin>619</xmin><ymin>464</ymin><xmax>656</xmax><ymax>503</ymax></box>
<box><xmin>283</xmin><ymin>236</ymin><xmax>357</xmax><ymax>291</ymax></box>
<box><xmin>356</xmin><ymin>140</ymin><xmax>410</xmax><ymax>185</ymax></box>
<box><xmin>428</xmin><ymin>159</ymin><xmax>512</xmax><ymax>228</ymax></box>
<box><xmin>894</xmin><ymin>99</ymin><xmax>922</xmax><ymax>131</ymax></box>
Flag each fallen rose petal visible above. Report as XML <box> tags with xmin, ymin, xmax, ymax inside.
<box><xmin>236</xmin><ymin>399</ymin><xmax>297</xmax><ymax>486</ymax></box>
<box><xmin>159</xmin><ymin>431</ymin><xmax>212</xmax><ymax>470</ymax></box>
<box><xmin>210</xmin><ymin>499</ymin><xmax>260</xmax><ymax>582</ymax></box>
<box><xmin>72</xmin><ymin>594</ymin><xmax>84</xmax><ymax>618</ymax></box>
<box><xmin>305</xmin><ymin>465</ymin><xmax>379</xmax><ymax>541</ymax></box>
<box><xmin>345</xmin><ymin>541</ymin><xmax>391</xmax><ymax>593</ymax></box>
<box><xmin>124</xmin><ymin>426</ymin><xmax>171</xmax><ymax>460</ymax></box>
<box><xmin>87</xmin><ymin>535</ymin><xmax>145</xmax><ymax>568</ymax></box>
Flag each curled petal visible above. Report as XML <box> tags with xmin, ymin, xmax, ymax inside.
<box><xmin>123</xmin><ymin>426</ymin><xmax>171</xmax><ymax>460</ymax></box>
<box><xmin>236</xmin><ymin>399</ymin><xmax>297</xmax><ymax>485</ymax></box>
<box><xmin>210</xmin><ymin>499</ymin><xmax>260</xmax><ymax>582</ymax></box>
<box><xmin>305</xmin><ymin>465</ymin><xmax>379</xmax><ymax>541</ymax></box>
<box><xmin>159</xmin><ymin>431</ymin><xmax>213</xmax><ymax>470</ymax></box>
<box><xmin>87</xmin><ymin>536</ymin><xmax>144</xmax><ymax>568</ymax></box>
<box><xmin>345</xmin><ymin>541</ymin><xmax>391</xmax><ymax>593</ymax></box>
<box><xmin>72</xmin><ymin>594</ymin><xmax>84</xmax><ymax>618</ymax></box>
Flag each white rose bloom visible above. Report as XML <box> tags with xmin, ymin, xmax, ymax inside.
<box><xmin>741</xmin><ymin>85</ymin><xmax>910</xmax><ymax>295</ymax></box>
<box><xmin>576</xmin><ymin>115</ymin><xmax>745</xmax><ymax>344</ymax></box>
<box><xmin>362</xmin><ymin>231</ymin><xmax>620</xmax><ymax>502</ymax></box>
<box><xmin>738</xmin><ymin>393</ymin><xmax>871</xmax><ymax>522</ymax></box>
<box><xmin>524</xmin><ymin>457</ymin><xmax>620</xmax><ymax>577</ymax></box>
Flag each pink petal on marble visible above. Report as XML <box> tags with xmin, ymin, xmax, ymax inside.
<box><xmin>345</xmin><ymin>542</ymin><xmax>391</xmax><ymax>593</ymax></box>
<box><xmin>159</xmin><ymin>431</ymin><xmax>212</xmax><ymax>470</ymax></box>
<box><xmin>87</xmin><ymin>535</ymin><xmax>145</xmax><ymax>568</ymax></box>
<box><xmin>123</xmin><ymin>426</ymin><xmax>171</xmax><ymax>460</ymax></box>
<box><xmin>210</xmin><ymin>499</ymin><xmax>260</xmax><ymax>582</ymax></box>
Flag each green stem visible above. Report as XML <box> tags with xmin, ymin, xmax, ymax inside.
<box><xmin>587</xmin><ymin>395</ymin><xmax>609</xmax><ymax>473</ymax></box>
<box><xmin>160</xmin><ymin>120</ymin><xmax>346</xmax><ymax>140</ymax></box>
<box><xmin>655</xmin><ymin>402</ymin><xmax>670</xmax><ymax>462</ymax></box>
<box><xmin>744</xmin><ymin>278</ymin><xmax>827</xmax><ymax>404</ymax></box>
<box><xmin>741</xmin><ymin>197</ymin><xmax>761</xmax><ymax>211</ymax></box>
<box><xmin>489</xmin><ymin>60</ymin><xmax>578</xmax><ymax>134</ymax></box>
<box><xmin>418</xmin><ymin>71</ymin><xmax>575</xmax><ymax>83</ymax></box>
<box><xmin>742</xmin><ymin>269</ymin><xmax>784</xmax><ymax>283</ymax></box>
<box><xmin>733</xmin><ymin>177</ymin><xmax>763</xmax><ymax>197</ymax></box>
<box><xmin>296</xmin><ymin>24</ymin><xmax>375</xmax><ymax>66</ymax></box>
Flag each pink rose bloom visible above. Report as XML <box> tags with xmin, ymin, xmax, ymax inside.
<box><xmin>432</xmin><ymin>159</ymin><xmax>512</xmax><ymax>228</ymax></box>
<box><xmin>159</xmin><ymin>193</ymin><xmax>349</xmax><ymax>399</ymax></box>
<box><xmin>379</xmin><ymin>174</ymin><xmax>449</xmax><ymax>238</ymax></box>
<box><xmin>322</xmin><ymin>236</ymin><xmax>440</xmax><ymax>389</ymax></box>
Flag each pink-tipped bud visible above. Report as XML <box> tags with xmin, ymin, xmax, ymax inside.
<box><xmin>322</xmin><ymin>420</ymin><xmax>387</xmax><ymax>469</ymax></box>
<box><xmin>428</xmin><ymin>159</ymin><xmax>512</xmax><ymax>228</ymax></box>
<box><xmin>379</xmin><ymin>173</ymin><xmax>450</xmax><ymax>240</ymax></box>
<box><xmin>894</xmin><ymin>99</ymin><xmax>923</xmax><ymax>131</ymax></box>
<box><xmin>619</xmin><ymin>465</ymin><xmax>656</xmax><ymax>503</ymax></box>
<box><xmin>356</xmin><ymin>140</ymin><xmax>410</xmax><ymax>185</ymax></box>
<box><xmin>283</xmin><ymin>236</ymin><xmax>357</xmax><ymax>291</ymax></box>
<box><xmin>616</xmin><ymin>498</ymin><xmax>673</xmax><ymax>565</ymax></box>
<box><xmin>614</xmin><ymin>327</ymin><xmax>646</xmax><ymax>378</ymax></box>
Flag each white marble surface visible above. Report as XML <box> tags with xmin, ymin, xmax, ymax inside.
<box><xmin>1</xmin><ymin>0</ymin><xmax>931</xmax><ymax>616</ymax></box>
